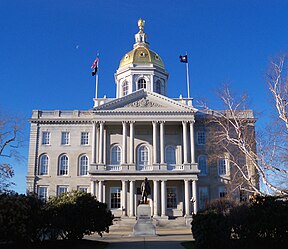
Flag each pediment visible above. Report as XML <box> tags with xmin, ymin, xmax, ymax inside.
<box><xmin>94</xmin><ymin>89</ymin><xmax>197</xmax><ymax>113</ymax></box>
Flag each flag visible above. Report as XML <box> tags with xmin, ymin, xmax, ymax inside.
<box><xmin>91</xmin><ymin>56</ymin><xmax>99</xmax><ymax>76</ymax></box>
<box><xmin>179</xmin><ymin>55</ymin><xmax>188</xmax><ymax>63</ymax></box>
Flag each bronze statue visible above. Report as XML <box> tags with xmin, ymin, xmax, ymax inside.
<box><xmin>140</xmin><ymin>177</ymin><xmax>151</xmax><ymax>204</ymax></box>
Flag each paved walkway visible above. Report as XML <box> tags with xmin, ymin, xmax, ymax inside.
<box><xmin>87</xmin><ymin>225</ymin><xmax>193</xmax><ymax>249</ymax></box>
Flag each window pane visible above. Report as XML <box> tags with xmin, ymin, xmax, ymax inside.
<box><xmin>197</xmin><ymin>131</ymin><xmax>205</xmax><ymax>145</ymax></box>
<box><xmin>123</xmin><ymin>81</ymin><xmax>129</xmax><ymax>96</ymax></box>
<box><xmin>138</xmin><ymin>146</ymin><xmax>148</xmax><ymax>165</ymax></box>
<box><xmin>167</xmin><ymin>187</ymin><xmax>177</xmax><ymax>208</ymax></box>
<box><xmin>218</xmin><ymin>158</ymin><xmax>227</xmax><ymax>175</ymax></box>
<box><xmin>42</xmin><ymin>132</ymin><xmax>50</xmax><ymax>145</ymax></box>
<box><xmin>155</xmin><ymin>80</ymin><xmax>161</xmax><ymax>94</ymax></box>
<box><xmin>165</xmin><ymin>146</ymin><xmax>176</xmax><ymax>164</ymax></box>
<box><xmin>79</xmin><ymin>155</ymin><xmax>88</xmax><ymax>175</ymax></box>
<box><xmin>61</xmin><ymin>132</ymin><xmax>70</xmax><ymax>145</ymax></box>
<box><xmin>38</xmin><ymin>187</ymin><xmax>48</xmax><ymax>201</ymax></box>
<box><xmin>59</xmin><ymin>155</ymin><xmax>68</xmax><ymax>175</ymax></box>
<box><xmin>138</xmin><ymin>79</ymin><xmax>146</xmax><ymax>89</ymax></box>
<box><xmin>110</xmin><ymin>187</ymin><xmax>121</xmax><ymax>209</ymax></box>
<box><xmin>81</xmin><ymin>132</ymin><xmax>89</xmax><ymax>145</ymax></box>
<box><xmin>198</xmin><ymin>155</ymin><xmax>207</xmax><ymax>176</ymax></box>
<box><xmin>111</xmin><ymin>146</ymin><xmax>121</xmax><ymax>165</ymax></box>
<box><xmin>199</xmin><ymin>187</ymin><xmax>209</xmax><ymax>210</ymax></box>
<box><xmin>40</xmin><ymin>155</ymin><xmax>48</xmax><ymax>175</ymax></box>
<box><xmin>58</xmin><ymin>186</ymin><xmax>68</xmax><ymax>196</ymax></box>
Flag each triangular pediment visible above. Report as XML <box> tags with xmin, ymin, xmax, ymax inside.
<box><xmin>94</xmin><ymin>89</ymin><xmax>197</xmax><ymax>113</ymax></box>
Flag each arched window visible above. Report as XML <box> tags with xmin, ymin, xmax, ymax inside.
<box><xmin>39</xmin><ymin>154</ymin><xmax>48</xmax><ymax>175</ymax></box>
<box><xmin>79</xmin><ymin>155</ymin><xmax>88</xmax><ymax>176</ymax></box>
<box><xmin>59</xmin><ymin>154</ymin><xmax>69</xmax><ymax>175</ymax></box>
<box><xmin>165</xmin><ymin>145</ymin><xmax>176</xmax><ymax>164</ymax></box>
<box><xmin>137</xmin><ymin>145</ymin><xmax>149</xmax><ymax>165</ymax></box>
<box><xmin>111</xmin><ymin>145</ymin><xmax>121</xmax><ymax>165</ymax></box>
<box><xmin>122</xmin><ymin>81</ymin><xmax>129</xmax><ymax>96</ymax></box>
<box><xmin>155</xmin><ymin>80</ymin><xmax>162</xmax><ymax>94</ymax></box>
<box><xmin>198</xmin><ymin>155</ymin><xmax>207</xmax><ymax>176</ymax></box>
<box><xmin>138</xmin><ymin>78</ymin><xmax>146</xmax><ymax>89</ymax></box>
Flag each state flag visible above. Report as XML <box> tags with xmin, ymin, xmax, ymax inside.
<box><xmin>179</xmin><ymin>55</ymin><xmax>188</xmax><ymax>63</ymax></box>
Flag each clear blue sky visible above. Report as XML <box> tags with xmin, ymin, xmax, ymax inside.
<box><xmin>1</xmin><ymin>0</ymin><xmax>288</xmax><ymax>194</ymax></box>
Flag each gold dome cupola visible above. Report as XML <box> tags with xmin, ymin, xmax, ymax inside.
<box><xmin>115</xmin><ymin>19</ymin><xmax>169</xmax><ymax>98</ymax></box>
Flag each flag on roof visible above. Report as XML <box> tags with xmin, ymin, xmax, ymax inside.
<box><xmin>179</xmin><ymin>55</ymin><xmax>188</xmax><ymax>63</ymax></box>
<box><xmin>91</xmin><ymin>56</ymin><xmax>99</xmax><ymax>76</ymax></box>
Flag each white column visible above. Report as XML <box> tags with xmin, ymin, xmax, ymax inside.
<box><xmin>190</xmin><ymin>120</ymin><xmax>195</xmax><ymax>164</ymax></box>
<box><xmin>103</xmin><ymin>129</ymin><xmax>107</xmax><ymax>164</ymax></box>
<box><xmin>129</xmin><ymin>121</ymin><xmax>135</xmax><ymax>164</ymax></box>
<box><xmin>129</xmin><ymin>180</ymin><xmax>135</xmax><ymax>217</ymax></box>
<box><xmin>122</xmin><ymin>180</ymin><xmax>127</xmax><ymax>216</ymax></box>
<box><xmin>184</xmin><ymin>180</ymin><xmax>191</xmax><ymax>216</ymax></box>
<box><xmin>153</xmin><ymin>180</ymin><xmax>159</xmax><ymax>217</ymax></box>
<box><xmin>161</xmin><ymin>180</ymin><xmax>167</xmax><ymax>217</ymax></box>
<box><xmin>92</xmin><ymin>122</ymin><xmax>97</xmax><ymax>164</ymax></box>
<box><xmin>152</xmin><ymin>121</ymin><xmax>158</xmax><ymax>164</ymax></box>
<box><xmin>192</xmin><ymin>180</ymin><xmax>198</xmax><ymax>214</ymax></box>
<box><xmin>160</xmin><ymin>121</ymin><xmax>165</xmax><ymax>164</ymax></box>
<box><xmin>98</xmin><ymin>180</ymin><xmax>103</xmax><ymax>202</ymax></box>
<box><xmin>182</xmin><ymin>121</ymin><xmax>188</xmax><ymax>164</ymax></box>
<box><xmin>90</xmin><ymin>181</ymin><xmax>95</xmax><ymax>196</ymax></box>
<box><xmin>122</xmin><ymin>122</ymin><xmax>127</xmax><ymax>164</ymax></box>
<box><xmin>98</xmin><ymin>122</ymin><xmax>104</xmax><ymax>164</ymax></box>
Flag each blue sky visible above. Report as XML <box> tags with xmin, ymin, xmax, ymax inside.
<box><xmin>1</xmin><ymin>0</ymin><xmax>288</xmax><ymax>194</ymax></box>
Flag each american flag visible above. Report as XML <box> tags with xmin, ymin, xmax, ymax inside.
<box><xmin>91</xmin><ymin>57</ymin><xmax>99</xmax><ymax>69</ymax></box>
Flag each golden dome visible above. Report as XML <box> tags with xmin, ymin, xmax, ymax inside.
<box><xmin>119</xmin><ymin>46</ymin><xmax>165</xmax><ymax>69</ymax></box>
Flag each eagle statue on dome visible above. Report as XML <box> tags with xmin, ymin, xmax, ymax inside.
<box><xmin>138</xmin><ymin>18</ymin><xmax>145</xmax><ymax>32</ymax></box>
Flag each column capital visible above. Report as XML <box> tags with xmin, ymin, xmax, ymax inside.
<box><xmin>182</xmin><ymin>120</ymin><xmax>189</xmax><ymax>124</ymax></box>
<box><xmin>99</xmin><ymin>121</ymin><xmax>105</xmax><ymax>125</ymax></box>
<box><xmin>159</xmin><ymin>120</ymin><xmax>166</xmax><ymax>124</ymax></box>
<box><xmin>152</xmin><ymin>120</ymin><xmax>159</xmax><ymax>124</ymax></box>
<box><xmin>189</xmin><ymin>118</ymin><xmax>195</xmax><ymax>123</ymax></box>
<box><xmin>129</xmin><ymin>120</ymin><xmax>136</xmax><ymax>124</ymax></box>
<box><xmin>122</xmin><ymin>121</ymin><xmax>129</xmax><ymax>125</ymax></box>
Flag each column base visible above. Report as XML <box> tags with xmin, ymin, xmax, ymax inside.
<box><xmin>158</xmin><ymin>215</ymin><xmax>169</xmax><ymax>220</ymax></box>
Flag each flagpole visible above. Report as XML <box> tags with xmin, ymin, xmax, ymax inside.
<box><xmin>95</xmin><ymin>53</ymin><xmax>99</xmax><ymax>99</ymax></box>
<box><xmin>185</xmin><ymin>51</ymin><xmax>190</xmax><ymax>99</ymax></box>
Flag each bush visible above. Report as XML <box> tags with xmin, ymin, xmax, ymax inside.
<box><xmin>43</xmin><ymin>191</ymin><xmax>114</xmax><ymax>240</ymax></box>
<box><xmin>191</xmin><ymin>195</ymin><xmax>288</xmax><ymax>249</ymax></box>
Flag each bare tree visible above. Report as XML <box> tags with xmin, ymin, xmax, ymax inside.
<box><xmin>0</xmin><ymin>114</ymin><xmax>24</xmax><ymax>192</ymax></box>
<box><xmin>199</xmin><ymin>73</ymin><xmax>288</xmax><ymax>196</ymax></box>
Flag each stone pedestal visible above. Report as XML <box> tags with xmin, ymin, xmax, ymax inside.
<box><xmin>132</xmin><ymin>204</ymin><xmax>156</xmax><ymax>236</ymax></box>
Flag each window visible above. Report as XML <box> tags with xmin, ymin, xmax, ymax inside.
<box><xmin>198</xmin><ymin>155</ymin><xmax>207</xmax><ymax>176</ymax></box>
<box><xmin>218</xmin><ymin>186</ymin><xmax>227</xmax><ymax>198</ymax></box>
<box><xmin>57</xmin><ymin>186</ymin><xmax>68</xmax><ymax>196</ymax></box>
<box><xmin>79</xmin><ymin>155</ymin><xmax>88</xmax><ymax>176</ymax></box>
<box><xmin>218</xmin><ymin>158</ymin><xmax>227</xmax><ymax>175</ymax></box>
<box><xmin>137</xmin><ymin>78</ymin><xmax>146</xmax><ymax>89</ymax></box>
<box><xmin>110</xmin><ymin>187</ymin><xmax>121</xmax><ymax>209</ymax></box>
<box><xmin>138</xmin><ymin>145</ymin><xmax>149</xmax><ymax>165</ymax></box>
<box><xmin>78</xmin><ymin>186</ymin><xmax>88</xmax><ymax>192</ymax></box>
<box><xmin>61</xmin><ymin>132</ymin><xmax>70</xmax><ymax>145</ymax></box>
<box><xmin>122</xmin><ymin>81</ymin><xmax>129</xmax><ymax>96</ymax></box>
<box><xmin>199</xmin><ymin>187</ymin><xmax>209</xmax><ymax>210</ymax></box>
<box><xmin>42</xmin><ymin>131</ymin><xmax>50</xmax><ymax>145</ymax></box>
<box><xmin>165</xmin><ymin>145</ymin><xmax>176</xmax><ymax>164</ymax></box>
<box><xmin>167</xmin><ymin>187</ymin><xmax>177</xmax><ymax>208</ymax></box>
<box><xmin>59</xmin><ymin>155</ymin><xmax>69</xmax><ymax>175</ymax></box>
<box><xmin>38</xmin><ymin>186</ymin><xmax>48</xmax><ymax>201</ymax></box>
<box><xmin>81</xmin><ymin>132</ymin><xmax>89</xmax><ymax>145</ymax></box>
<box><xmin>197</xmin><ymin>131</ymin><xmax>206</xmax><ymax>145</ymax></box>
<box><xmin>111</xmin><ymin>145</ymin><xmax>121</xmax><ymax>165</ymax></box>
<box><xmin>39</xmin><ymin>154</ymin><xmax>49</xmax><ymax>175</ymax></box>
<box><xmin>155</xmin><ymin>80</ymin><xmax>161</xmax><ymax>94</ymax></box>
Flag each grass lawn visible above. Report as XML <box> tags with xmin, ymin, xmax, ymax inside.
<box><xmin>1</xmin><ymin>239</ymin><xmax>108</xmax><ymax>249</ymax></box>
<box><xmin>181</xmin><ymin>241</ymin><xmax>196</xmax><ymax>249</ymax></box>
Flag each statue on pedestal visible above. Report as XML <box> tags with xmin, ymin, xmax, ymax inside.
<box><xmin>140</xmin><ymin>177</ymin><xmax>151</xmax><ymax>204</ymax></box>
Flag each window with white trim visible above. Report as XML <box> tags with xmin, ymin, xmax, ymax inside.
<box><xmin>218</xmin><ymin>158</ymin><xmax>227</xmax><ymax>175</ymax></box>
<box><xmin>122</xmin><ymin>81</ymin><xmax>129</xmax><ymax>96</ymax></box>
<box><xmin>138</xmin><ymin>145</ymin><xmax>149</xmax><ymax>165</ymax></box>
<box><xmin>197</xmin><ymin>131</ymin><xmax>206</xmax><ymax>145</ymax></box>
<box><xmin>111</xmin><ymin>145</ymin><xmax>121</xmax><ymax>165</ymax></box>
<box><xmin>57</xmin><ymin>186</ymin><xmax>68</xmax><ymax>196</ymax></box>
<box><xmin>79</xmin><ymin>155</ymin><xmax>88</xmax><ymax>176</ymax></box>
<box><xmin>59</xmin><ymin>155</ymin><xmax>69</xmax><ymax>175</ymax></box>
<box><xmin>110</xmin><ymin>187</ymin><xmax>121</xmax><ymax>209</ymax></box>
<box><xmin>165</xmin><ymin>145</ymin><xmax>176</xmax><ymax>164</ymax></box>
<box><xmin>61</xmin><ymin>132</ymin><xmax>70</xmax><ymax>145</ymax></box>
<box><xmin>78</xmin><ymin>186</ymin><xmax>88</xmax><ymax>192</ymax></box>
<box><xmin>39</xmin><ymin>154</ymin><xmax>49</xmax><ymax>175</ymax></box>
<box><xmin>81</xmin><ymin>132</ymin><xmax>89</xmax><ymax>145</ymax></box>
<box><xmin>38</xmin><ymin>186</ymin><xmax>48</xmax><ymax>201</ymax></box>
<box><xmin>198</xmin><ymin>155</ymin><xmax>207</xmax><ymax>176</ymax></box>
<box><xmin>137</xmin><ymin>78</ymin><xmax>146</xmax><ymax>89</ymax></box>
<box><xmin>167</xmin><ymin>187</ymin><xmax>177</xmax><ymax>208</ymax></box>
<box><xmin>42</xmin><ymin>131</ymin><xmax>50</xmax><ymax>145</ymax></box>
<box><xmin>199</xmin><ymin>187</ymin><xmax>209</xmax><ymax>210</ymax></box>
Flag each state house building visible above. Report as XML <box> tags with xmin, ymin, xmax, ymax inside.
<box><xmin>27</xmin><ymin>20</ymin><xmax>256</xmax><ymax>224</ymax></box>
